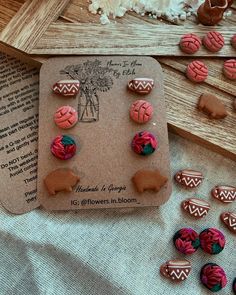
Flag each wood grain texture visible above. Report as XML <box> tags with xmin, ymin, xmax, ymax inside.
<box><xmin>0</xmin><ymin>41</ymin><xmax>42</xmax><ymax>69</ymax></box>
<box><xmin>0</xmin><ymin>0</ymin><xmax>26</xmax><ymax>32</ymax></box>
<box><xmin>31</xmin><ymin>23</ymin><xmax>236</xmax><ymax>56</ymax></box>
<box><xmin>0</xmin><ymin>0</ymin><xmax>235</xmax><ymax>161</ymax></box>
<box><xmin>0</xmin><ymin>0</ymin><xmax>70</xmax><ymax>52</ymax></box>
<box><xmin>158</xmin><ymin>58</ymin><xmax>236</xmax><ymax>160</ymax></box>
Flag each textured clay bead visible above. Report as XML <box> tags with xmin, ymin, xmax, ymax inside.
<box><xmin>173</xmin><ymin>228</ymin><xmax>200</xmax><ymax>255</ymax></box>
<box><xmin>53</xmin><ymin>80</ymin><xmax>80</xmax><ymax>96</ymax></box>
<box><xmin>130</xmin><ymin>100</ymin><xmax>153</xmax><ymax>124</ymax></box>
<box><xmin>199</xmin><ymin>228</ymin><xmax>225</xmax><ymax>255</ymax></box>
<box><xmin>131</xmin><ymin>131</ymin><xmax>158</xmax><ymax>156</ymax></box>
<box><xmin>211</xmin><ymin>185</ymin><xmax>236</xmax><ymax>203</ymax></box>
<box><xmin>174</xmin><ymin>169</ymin><xmax>203</xmax><ymax>189</ymax></box>
<box><xmin>160</xmin><ymin>259</ymin><xmax>192</xmax><ymax>283</ymax></box>
<box><xmin>200</xmin><ymin>263</ymin><xmax>227</xmax><ymax>292</ymax></box>
<box><xmin>186</xmin><ymin>61</ymin><xmax>208</xmax><ymax>83</ymax></box>
<box><xmin>128</xmin><ymin>78</ymin><xmax>154</xmax><ymax>94</ymax></box>
<box><xmin>231</xmin><ymin>35</ymin><xmax>236</xmax><ymax>50</ymax></box>
<box><xmin>54</xmin><ymin>106</ymin><xmax>78</xmax><ymax>129</ymax></box>
<box><xmin>182</xmin><ymin>198</ymin><xmax>210</xmax><ymax>219</ymax></box>
<box><xmin>203</xmin><ymin>31</ymin><xmax>224</xmax><ymax>52</ymax></box>
<box><xmin>179</xmin><ymin>33</ymin><xmax>202</xmax><ymax>54</ymax></box>
<box><xmin>51</xmin><ymin>135</ymin><xmax>76</xmax><ymax>160</ymax></box>
<box><xmin>223</xmin><ymin>59</ymin><xmax>236</xmax><ymax>80</ymax></box>
<box><xmin>220</xmin><ymin>212</ymin><xmax>236</xmax><ymax>234</ymax></box>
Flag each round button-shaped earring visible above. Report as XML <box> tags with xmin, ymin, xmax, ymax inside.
<box><xmin>173</xmin><ymin>228</ymin><xmax>200</xmax><ymax>255</ymax></box>
<box><xmin>51</xmin><ymin>135</ymin><xmax>77</xmax><ymax>160</ymax></box>
<box><xmin>54</xmin><ymin>105</ymin><xmax>78</xmax><ymax>129</ymax></box>
<box><xmin>200</xmin><ymin>263</ymin><xmax>227</xmax><ymax>292</ymax></box>
<box><xmin>131</xmin><ymin>131</ymin><xmax>158</xmax><ymax>156</ymax></box>
<box><xmin>199</xmin><ymin>228</ymin><xmax>226</xmax><ymax>254</ymax></box>
<box><xmin>130</xmin><ymin>100</ymin><xmax>153</xmax><ymax>124</ymax></box>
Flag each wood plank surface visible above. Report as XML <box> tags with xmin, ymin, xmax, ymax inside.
<box><xmin>0</xmin><ymin>0</ymin><xmax>235</xmax><ymax>161</ymax></box>
<box><xmin>0</xmin><ymin>0</ymin><xmax>70</xmax><ymax>52</ymax></box>
<box><xmin>30</xmin><ymin>23</ymin><xmax>236</xmax><ymax>56</ymax></box>
<box><xmin>158</xmin><ymin>58</ymin><xmax>236</xmax><ymax>160</ymax></box>
<box><xmin>0</xmin><ymin>0</ymin><xmax>26</xmax><ymax>32</ymax></box>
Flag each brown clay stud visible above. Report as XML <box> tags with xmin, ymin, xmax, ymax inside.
<box><xmin>52</xmin><ymin>80</ymin><xmax>80</xmax><ymax>96</ymax></box>
<box><xmin>44</xmin><ymin>168</ymin><xmax>80</xmax><ymax>195</ymax></box>
<box><xmin>174</xmin><ymin>169</ymin><xmax>203</xmax><ymax>189</ymax></box>
<box><xmin>128</xmin><ymin>78</ymin><xmax>154</xmax><ymax>94</ymax></box>
<box><xmin>182</xmin><ymin>198</ymin><xmax>210</xmax><ymax>219</ymax></box>
<box><xmin>211</xmin><ymin>185</ymin><xmax>236</xmax><ymax>203</ymax></box>
<box><xmin>198</xmin><ymin>93</ymin><xmax>228</xmax><ymax>119</ymax></box>
<box><xmin>160</xmin><ymin>259</ymin><xmax>192</xmax><ymax>283</ymax></box>
<box><xmin>220</xmin><ymin>212</ymin><xmax>236</xmax><ymax>234</ymax></box>
<box><xmin>132</xmin><ymin>169</ymin><xmax>167</xmax><ymax>193</ymax></box>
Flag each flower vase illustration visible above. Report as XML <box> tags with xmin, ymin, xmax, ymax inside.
<box><xmin>60</xmin><ymin>60</ymin><xmax>114</xmax><ymax>122</ymax></box>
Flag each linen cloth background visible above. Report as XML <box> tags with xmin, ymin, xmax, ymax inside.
<box><xmin>0</xmin><ymin>132</ymin><xmax>235</xmax><ymax>295</ymax></box>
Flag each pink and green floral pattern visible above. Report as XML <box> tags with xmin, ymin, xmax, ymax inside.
<box><xmin>199</xmin><ymin>228</ymin><xmax>225</xmax><ymax>254</ymax></box>
<box><xmin>173</xmin><ymin>228</ymin><xmax>200</xmax><ymax>255</ymax></box>
<box><xmin>200</xmin><ymin>263</ymin><xmax>227</xmax><ymax>292</ymax></box>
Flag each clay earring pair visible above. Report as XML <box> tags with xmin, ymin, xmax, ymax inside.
<box><xmin>186</xmin><ymin>59</ymin><xmax>236</xmax><ymax>82</ymax></box>
<box><xmin>160</xmin><ymin>258</ymin><xmax>228</xmax><ymax>290</ymax></box>
<box><xmin>179</xmin><ymin>31</ymin><xmax>229</xmax><ymax>54</ymax></box>
<box><xmin>173</xmin><ymin>227</ymin><xmax>226</xmax><ymax>255</ymax></box>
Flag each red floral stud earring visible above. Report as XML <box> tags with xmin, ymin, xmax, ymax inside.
<box><xmin>200</xmin><ymin>263</ymin><xmax>227</xmax><ymax>292</ymax></box>
<box><xmin>199</xmin><ymin>228</ymin><xmax>226</xmax><ymax>254</ymax></box>
<box><xmin>173</xmin><ymin>228</ymin><xmax>200</xmax><ymax>255</ymax></box>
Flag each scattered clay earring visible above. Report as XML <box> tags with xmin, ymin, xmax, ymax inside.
<box><xmin>199</xmin><ymin>228</ymin><xmax>226</xmax><ymax>255</ymax></box>
<box><xmin>202</xmin><ymin>31</ymin><xmax>224</xmax><ymax>52</ymax></box>
<box><xmin>179</xmin><ymin>33</ymin><xmax>202</xmax><ymax>54</ymax></box>
<box><xmin>233</xmin><ymin>278</ymin><xmax>236</xmax><ymax>295</ymax></box>
<box><xmin>173</xmin><ymin>228</ymin><xmax>200</xmax><ymax>255</ymax></box>
<box><xmin>200</xmin><ymin>263</ymin><xmax>227</xmax><ymax>292</ymax></box>
<box><xmin>174</xmin><ymin>169</ymin><xmax>203</xmax><ymax>189</ymax></box>
<box><xmin>231</xmin><ymin>34</ymin><xmax>236</xmax><ymax>49</ymax></box>
<box><xmin>186</xmin><ymin>60</ymin><xmax>208</xmax><ymax>83</ymax></box>
<box><xmin>220</xmin><ymin>212</ymin><xmax>236</xmax><ymax>234</ymax></box>
<box><xmin>223</xmin><ymin>59</ymin><xmax>236</xmax><ymax>80</ymax></box>
<box><xmin>160</xmin><ymin>259</ymin><xmax>192</xmax><ymax>282</ymax></box>
<box><xmin>211</xmin><ymin>185</ymin><xmax>236</xmax><ymax>203</ymax></box>
<box><xmin>181</xmin><ymin>198</ymin><xmax>211</xmax><ymax>219</ymax></box>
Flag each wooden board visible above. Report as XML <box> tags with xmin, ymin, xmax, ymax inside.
<box><xmin>0</xmin><ymin>0</ymin><xmax>235</xmax><ymax>161</ymax></box>
<box><xmin>0</xmin><ymin>1</ymin><xmax>236</xmax><ymax>56</ymax></box>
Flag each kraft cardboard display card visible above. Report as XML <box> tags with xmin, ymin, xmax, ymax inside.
<box><xmin>0</xmin><ymin>52</ymin><xmax>40</xmax><ymax>214</ymax></box>
<box><xmin>38</xmin><ymin>56</ymin><xmax>172</xmax><ymax>210</ymax></box>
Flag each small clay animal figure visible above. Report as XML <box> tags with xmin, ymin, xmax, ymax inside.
<box><xmin>132</xmin><ymin>169</ymin><xmax>167</xmax><ymax>193</ymax></box>
<box><xmin>198</xmin><ymin>93</ymin><xmax>228</xmax><ymax>119</ymax></box>
<box><xmin>44</xmin><ymin>168</ymin><xmax>80</xmax><ymax>195</ymax></box>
